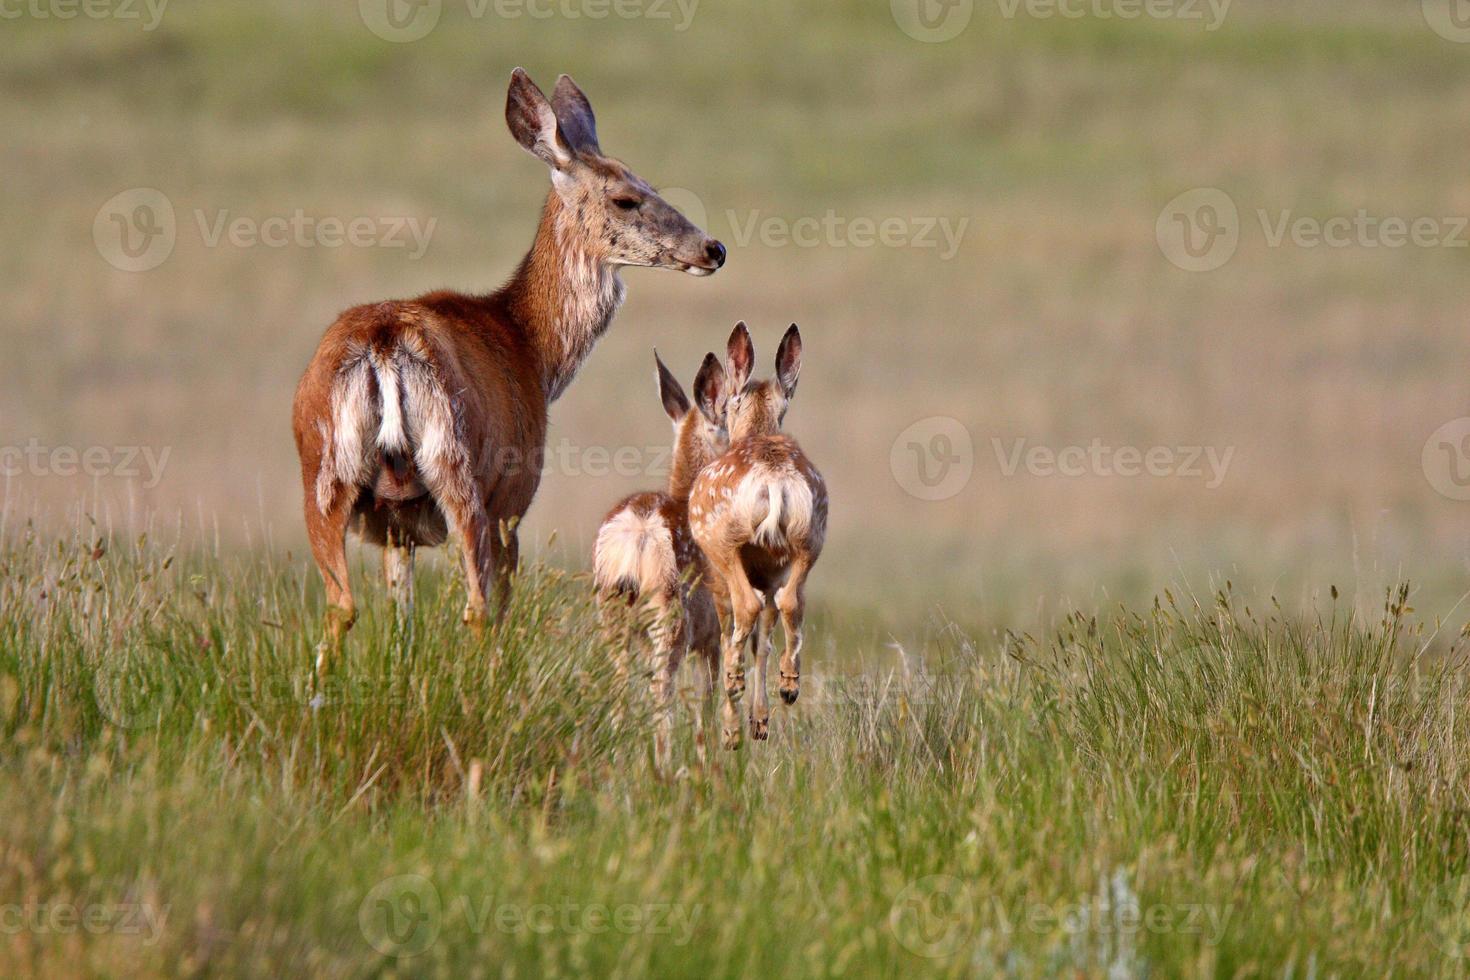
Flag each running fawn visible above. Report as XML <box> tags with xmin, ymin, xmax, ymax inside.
<box><xmin>292</xmin><ymin>69</ymin><xmax>724</xmax><ymax>669</ymax></box>
<box><xmin>594</xmin><ymin>351</ymin><xmax>728</xmax><ymax>772</ymax></box>
<box><xmin>690</xmin><ymin>323</ymin><xmax>828</xmax><ymax>749</ymax></box>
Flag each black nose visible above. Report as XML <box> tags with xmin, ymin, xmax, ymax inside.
<box><xmin>704</xmin><ymin>239</ymin><xmax>727</xmax><ymax>269</ymax></box>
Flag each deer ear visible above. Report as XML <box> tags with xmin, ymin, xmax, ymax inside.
<box><xmin>726</xmin><ymin>321</ymin><xmax>754</xmax><ymax>393</ymax></box>
<box><xmin>775</xmin><ymin>323</ymin><xmax>802</xmax><ymax>399</ymax></box>
<box><xmin>692</xmin><ymin>352</ymin><xmax>727</xmax><ymax>425</ymax></box>
<box><xmin>506</xmin><ymin>68</ymin><xmax>573</xmax><ymax>171</ymax></box>
<box><xmin>654</xmin><ymin>351</ymin><xmax>691</xmax><ymax>423</ymax></box>
<box><xmin>552</xmin><ymin>74</ymin><xmax>599</xmax><ymax>155</ymax></box>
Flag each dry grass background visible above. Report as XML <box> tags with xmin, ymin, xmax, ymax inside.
<box><xmin>5</xmin><ymin>0</ymin><xmax>1470</xmax><ymax>627</ymax></box>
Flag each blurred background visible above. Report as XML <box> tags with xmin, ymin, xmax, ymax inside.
<box><xmin>5</xmin><ymin>0</ymin><xmax>1470</xmax><ymax>630</ymax></box>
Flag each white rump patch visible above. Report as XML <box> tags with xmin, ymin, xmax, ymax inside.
<box><xmin>314</xmin><ymin>333</ymin><xmax>475</xmax><ymax>517</ymax></box>
<box><xmin>315</xmin><ymin>350</ymin><xmax>378</xmax><ymax>514</ymax></box>
<box><xmin>594</xmin><ymin>507</ymin><xmax>676</xmax><ymax>597</ymax></box>
<box><xmin>733</xmin><ymin>467</ymin><xmax>817</xmax><ymax>549</ymax></box>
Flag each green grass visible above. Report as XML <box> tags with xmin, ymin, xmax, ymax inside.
<box><xmin>4</xmin><ymin>529</ymin><xmax>1470</xmax><ymax>976</ymax></box>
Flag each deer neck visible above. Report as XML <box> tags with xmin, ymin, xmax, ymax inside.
<box><xmin>668</xmin><ymin>416</ymin><xmax>714</xmax><ymax>505</ymax></box>
<box><xmin>503</xmin><ymin>191</ymin><xmax>625</xmax><ymax>403</ymax></box>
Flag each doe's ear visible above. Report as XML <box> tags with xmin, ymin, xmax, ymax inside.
<box><xmin>726</xmin><ymin>321</ymin><xmax>754</xmax><ymax>393</ymax></box>
<box><xmin>654</xmin><ymin>351</ymin><xmax>691</xmax><ymax>423</ymax></box>
<box><xmin>775</xmin><ymin>324</ymin><xmax>802</xmax><ymax>399</ymax></box>
<box><xmin>692</xmin><ymin>352</ymin><xmax>727</xmax><ymax>425</ymax></box>
<box><xmin>552</xmin><ymin>74</ymin><xmax>599</xmax><ymax>155</ymax></box>
<box><xmin>506</xmin><ymin>68</ymin><xmax>574</xmax><ymax>170</ymax></box>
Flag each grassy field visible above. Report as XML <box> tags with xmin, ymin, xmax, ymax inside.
<box><xmin>8</xmin><ymin>0</ymin><xmax>1470</xmax><ymax>974</ymax></box>
<box><xmin>4</xmin><ymin>530</ymin><xmax>1470</xmax><ymax>976</ymax></box>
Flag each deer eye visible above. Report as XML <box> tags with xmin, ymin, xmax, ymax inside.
<box><xmin>612</xmin><ymin>196</ymin><xmax>640</xmax><ymax>211</ymax></box>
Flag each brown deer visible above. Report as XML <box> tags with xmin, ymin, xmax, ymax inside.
<box><xmin>690</xmin><ymin>323</ymin><xmax>827</xmax><ymax>749</ymax></box>
<box><xmin>291</xmin><ymin>69</ymin><xmax>725</xmax><ymax>666</ymax></box>
<box><xmin>593</xmin><ymin>350</ymin><xmax>727</xmax><ymax>772</ymax></box>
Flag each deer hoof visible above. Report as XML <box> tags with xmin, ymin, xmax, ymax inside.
<box><xmin>721</xmin><ymin>727</ymin><xmax>742</xmax><ymax>751</ymax></box>
<box><xmin>780</xmin><ymin>686</ymin><xmax>799</xmax><ymax>705</ymax></box>
<box><xmin>750</xmin><ymin>717</ymin><xmax>768</xmax><ymax>740</ymax></box>
<box><xmin>779</xmin><ymin>673</ymin><xmax>799</xmax><ymax>704</ymax></box>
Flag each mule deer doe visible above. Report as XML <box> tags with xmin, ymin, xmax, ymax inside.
<box><xmin>593</xmin><ymin>351</ymin><xmax>727</xmax><ymax>772</ymax></box>
<box><xmin>292</xmin><ymin>69</ymin><xmax>724</xmax><ymax>666</ymax></box>
<box><xmin>690</xmin><ymin>323</ymin><xmax>827</xmax><ymax>749</ymax></box>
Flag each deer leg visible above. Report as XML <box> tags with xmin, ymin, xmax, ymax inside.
<box><xmin>749</xmin><ymin>603</ymin><xmax>777</xmax><ymax>741</ymax></box>
<box><xmin>719</xmin><ymin>564</ymin><xmax>762</xmax><ymax>751</ymax></box>
<box><xmin>490</xmin><ymin>521</ymin><xmax>519</xmax><ymax>623</ymax></box>
<box><xmin>445</xmin><ymin>501</ymin><xmax>492</xmax><ymax>630</ymax></box>
<box><xmin>306</xmin><ymin>494</ymin><xmax>356</xmax><ymax>677</ymax></box>
<box><xmin>382</xmin><ymin>534</ymin><xmax>415</xmax><ymax>622</ymax></box>
<box><xmin>597</xmin><ymin>590</ymin><xmax>637</xmax><ymax>730</ymax></box>
<box><xmin>647</xmin><ymin>589</ymin><xmax>684</xmax><ymax>776</ymax></box>
<box><xmin>776</xmin><ymin>554</ymin><xmax>813</xmax><ymax>706</ymax></box>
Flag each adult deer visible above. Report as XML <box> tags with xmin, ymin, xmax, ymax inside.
<box><xmin>594</xmin><ymin>351</ymin><xmax>726</xmax><ymax>772</ymax></box>
<box><xmin>292</xmin><ymin>69</ymin><xmax>725</xmax><ymax>665</ymax></box>
<box><xmin>690</xmin><ymin>324</ymin><xmax>827</xmax><ymax>749</ymax></box>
